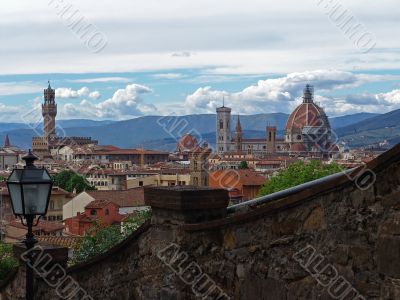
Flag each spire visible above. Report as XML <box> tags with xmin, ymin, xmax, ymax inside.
<box><xmin>222</xmin><ymin>96</ymin><xmax>225</xmax><ymax>107</ymax></box>
<box><xmin>48</xmin><ymin>80</ymin><xmax>51</xmax><ymax>89</ymax></box>
<box><xmin>4</xmin><ymin>134</ymin><xmax>10</xmax><ymax>148</ymax></box>
<box><xmin>303</xmin><ymin>84</ymin><xmax>314</xmax><ymax>103</ymax></box>
<box><xmin>235</xmin><ymin>114</ymin><xmax>242</xmax><ymax>132</ymax></box>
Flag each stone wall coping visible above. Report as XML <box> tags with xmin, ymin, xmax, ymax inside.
<box><xmin>144</xmin><ymin>186</ymin><xmax>229</xmax><ymax>211</ymax></box>
<box><xmin>183</xmin><ymin>144</ymin><xmax>400</xmax><ymax>231</ymax></box>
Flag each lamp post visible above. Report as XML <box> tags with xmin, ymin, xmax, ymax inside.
<box><xmin>6</xmin><ymin>150</ymin><xmax>53</xmax><ymax>300</ymax></box>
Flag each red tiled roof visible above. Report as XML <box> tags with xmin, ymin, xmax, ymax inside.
<box><xmin>8</xmin><ymin>220</ymin><xmax>64</xmax><ymax>233</ymax></box>
<box><xmin>86</xmin><ymin>187</ymin><xmax>145</xmax><ymax>207</ymax></box>
<box><xmin>210</xmin><ymin>169</ymin><xmax>266</xmax><ymax>186</ymax></box>
<box><xmin>85</xmin><ymin>200</ymin><xmax>115</xmax><ymax>209</ymax></box>
<box><xmin>37</xmin><ymin>236</ymin><xmax>82</xmax><ymax>248</ymax></box>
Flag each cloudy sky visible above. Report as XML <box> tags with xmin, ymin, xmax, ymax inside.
<box><xmin>1</xmin><ymin>0</ymin><xmax>400</xmax><ymax>121</ymax></box>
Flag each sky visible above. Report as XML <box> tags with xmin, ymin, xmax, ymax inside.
<box><xmin>1</xmin><ymin>0</ymin><xmax>400</xmax><ymax>122</ymax></box>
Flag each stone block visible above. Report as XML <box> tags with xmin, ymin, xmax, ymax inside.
<box><xmin>376</xmin><ymin>236</ymin><xmax>400</xmax><ymax>278</ymax></box>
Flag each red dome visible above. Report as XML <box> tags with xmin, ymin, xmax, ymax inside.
<box><xmin>290</xmin><ymin>143</ymin><xmax>307</xmax><ymax>152</ymax></box>
<box><xmin>177</xmin><ymin>134</ymin><xmax>199</xmax><ymax>152</ymax></box>
<box><xmin>285</xmin><ymin>102</ymin><xmax>329</xmax><ymax>131</ymax></box>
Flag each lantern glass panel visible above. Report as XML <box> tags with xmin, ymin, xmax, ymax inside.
<box><xmin>7</xmin><ymin>183</ymin><xmax>23</xmax><ymax>215</ymax></box>
<box><xmin>8</xmin><ymin>169</ymin><xmax>22</xmax><ymax>181</ymax></box>
<box><xmin>22</xmin><ymin>183</ymin><xmax>51</xmax><ymax>215</ymax></box>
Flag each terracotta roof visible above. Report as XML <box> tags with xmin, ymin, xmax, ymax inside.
<box><xmin>256</xmin><ymin>161</ymin><xmax>283</xmax><ymax>165</ymax></box>
<box><xmin>75</xmin><ymin>149</ymin><xmax>169</xmax><ymax>155</ymax></box>
<box><xmin>290</xmin><ymin>143</ymin><xmax>307</xmax><ymax>152</ymax></box>
<box><xmin>85</xmin><ymin>200</ymin><xmax>116</xmax><ymax>209</ymax></box>
<box><xmin>37</xmin><ymin>235</ymin><xmax>82</xmax><ymax>248</ymax></box>
<box><xmin>86</xmin><ymin>187</ymin><xmax>145</xmax><ymax>207</ymax></box>
<box><xmin>8</xmin><ymin>220</ymin><xmax>64</xmax><ymax>233</ymax></box>
<box><xmin>177</xmin><ymin>134</ymin><xmax>199</xmax><ymax>152</ymax></box>
<box><xmin>210</xmin><ymin>169</ymin><xmax>266</xmax><ymax>186</ymax></box>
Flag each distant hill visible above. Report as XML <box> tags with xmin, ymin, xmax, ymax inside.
<box><xmin>329</xmin><ymin>112</ymin><xmax>379</xmax><ymax>129</ymax></box>
<box><xmin>0</xmin><ymin>112</ymin><xmax>381</xmax><ymax>150</ymax></box>
<box><xmin>336</xmin><ymin>109</ymin><xmax>400</xmax><ymax>147</ymax></box>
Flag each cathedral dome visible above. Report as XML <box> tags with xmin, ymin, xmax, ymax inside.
<box><xmin>290</xmin><ymin>143</ymin><xmax>307</xmax><ymax>152</ymax></box>
<box><xmin>177</xmin><ymin>134</ymin><xmax>199</xmax><ymax>152</ymax></box>
<box><xmin>285</xmin><ymin>85</ymin><xmax>330</xmax><ymax>132</ymax></box>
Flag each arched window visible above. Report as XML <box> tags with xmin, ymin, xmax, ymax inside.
<box><xmin>219</xmin><ymin>120</ymin><xmax>223</xmax><ymax>129</ymax></box>
<box><xmin>105</xmin><ymin>209</ymin><xmax>109</xmax><ymax>216</ymax></box>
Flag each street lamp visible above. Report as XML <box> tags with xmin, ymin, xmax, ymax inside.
<box><xmin>6</xmin><ymin>150</ymin><xmax>53</xmax><ymax>300</ymax></box>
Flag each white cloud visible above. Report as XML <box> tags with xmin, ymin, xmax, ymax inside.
<box><xmin>0</xmin><ymin>82</ymin><xmax>42</xmax><ymax>96</ymax></box>
<box><xmin>152</xmin><ymin>73</ymin><xmax>185</xmax><ymax>79</ymax></box>
<box><xmin>170</xmin><ymin>51</ymin><xmax>194</xmax><ymax>57</ymax></box>
<box><xmin>88</xmin><ymin>91</ymin><xmax>101</xmax><ymax>100</ymax></box>
<box><xmin>60</xmin><ymin>84</ymin><xmax>156</xmax><ymax>120</ymax></box>
<box><xmin>55</xmin><ymin>87</ymin><xmax>90</xmax><ymax>99</ymax></box>
<box><xmin>184</xmin><ymin>69</ymin><xmax>400</xmax><ymax>116</ymax></box>
<box><xmin>1</xmin><ymin>0</ymin><xmax>399</xmax><ymax>74</ymax></box>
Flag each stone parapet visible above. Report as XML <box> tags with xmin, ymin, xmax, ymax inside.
<box><xmin>144</xmin><ymin>185</ymin><xmax>229</xmax><ymax>224</ymax></box>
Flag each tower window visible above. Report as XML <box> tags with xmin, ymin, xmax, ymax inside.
<box><xmin>219</xmin><ymin>120</ymin><xmax>223</xmax><ymax>129</ymax></box>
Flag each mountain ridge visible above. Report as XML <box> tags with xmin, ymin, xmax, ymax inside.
<box><xmin>0</xmin><ymin>112</ymin><xmax>379</xmax><ymax>150</ymax></box>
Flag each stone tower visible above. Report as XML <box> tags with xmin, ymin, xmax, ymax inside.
<box><xmin>216</xmin><ymin>99</ymin><xmax>231</xmax><ymax>154</ymax></box>
<box><xmin>190</xmin><ymin>147</ymin><xmax>212</xmax><ymax>187</ymax></box>
<box><xmin>42</xmin><ymin>81</ymin><xmax>57</xmax><ymax>140</ymax></box>
<box><xmin>266</xmin><ymin>126</ymin><xmax>276</xmax><ymax>154</ymax></box>
<box><xmin>234</xmin><ymin>115</ymin><xmax>242</xmax><ymax>152</ymax></box>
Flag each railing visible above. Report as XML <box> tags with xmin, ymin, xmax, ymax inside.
<box><xmin>227</xmin><ymin>168</ymin><xmax>356</xmax><ymax>214</ymax></box>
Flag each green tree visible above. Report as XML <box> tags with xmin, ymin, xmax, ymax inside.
<box><xmin>258</xmin><ymin>160</ymin><xmax>343</xmax><ymax>197</ymax></box>
<box><xmin>238</xmin><ymin>161</ymin><xmax>249</xmax><ymax>169</ymax></box>
<box><xmin>71</xmin><ymin>210</ymin><xmax>151</xmax><ymax>265</ymax></box>
<box><xmin>53</xmin><ymin>170</ymin><xmax>94</xmax><ymax>193</ymax></box>
<box><xmin>0</xmin><ymin>242</ymin><xmax>18</xmax><ymax>280</ymax></box>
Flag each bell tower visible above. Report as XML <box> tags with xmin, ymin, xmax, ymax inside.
<box><xmin>42</xmin><ymin>81</ymin><xmax>57</xmax><ymax>140</ymax></box>
<box><xmin>216</xmin><ymin>98</ymin><xmax>231</xmax><ymax>154</ymax></box>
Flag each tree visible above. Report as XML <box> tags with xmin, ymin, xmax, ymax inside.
<box><xmin>71</xmin><ymin>210</ymin><xmax>151</xmax><ymax>265</ymax></box>
<box><xmin>53</xmin><ymin>170</ymin><xmax>94</xmax><ymax>193</ymax></box>
<box><xmin>257</xmin><ymin>160</ymin><xmax>343</xmax><ymax>197</ymax></box>
<box><xmin>238</xmin><ymin>161</ymin><xmax>249</xmax><ymax>169</ymax></box>
<box><xmin>0</xmin><ymin>242</ymin><xmax>18</xmax><ymax>280</ymax></box>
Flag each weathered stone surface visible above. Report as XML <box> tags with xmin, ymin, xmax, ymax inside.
<box><xmin>303</xmin><ymin>206</ymin><xmax>324</xmax><ymax>230</ymax></box>
<box><xmin>377</xmin><ymin>236</ymin><xmax>400</xmax><ymax>278</ymax></box>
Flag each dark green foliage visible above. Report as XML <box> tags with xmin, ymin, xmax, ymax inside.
<box><xmin>53</xmin><ymin>170</ymin><xmax>95</xmax><ymax>193</ymax></box>
<box><xmin>71</xmin><ymin>210</ymin><xmax>151</xmax><ymax>264</ymax></box>
<box><xmin>0</xmin><ymin>242</ymin><xmax>18</xmax><ymax>280</ymax></box>
<box><xmin>258</xmin><ymin>160</ymin><xmax>343</xmax><ymax>197</ymax></box>
<box><xmin>238</xmin><ymin>161</ymin><xmax>249</xmax><ymax>169</ymax></box>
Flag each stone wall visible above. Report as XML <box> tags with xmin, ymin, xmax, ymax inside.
<box><xmin>2</xmin><ymin>145</ymin><xmax>400</xmax><ymax>299</ymax></box>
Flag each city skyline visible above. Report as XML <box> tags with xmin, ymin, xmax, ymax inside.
<box><xmin>1</xmin><ymin>0</ymin><xmax>400</xmax><ymax>121</ymax></box>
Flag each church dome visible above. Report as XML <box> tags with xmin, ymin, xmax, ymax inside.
<box><xmin>285</xmin><ymin>85</ymin><xmax>330</xmax><ymax>132</ymax></box>
<box><xmin>290</xmin><ymin>143</ymin><xmax>307</xmax><ymax>152</ymax></box>
<box><xmin>177</xmin><ymin>134</ymin><xmax>199</xmax><ymax>152</ymax></box>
